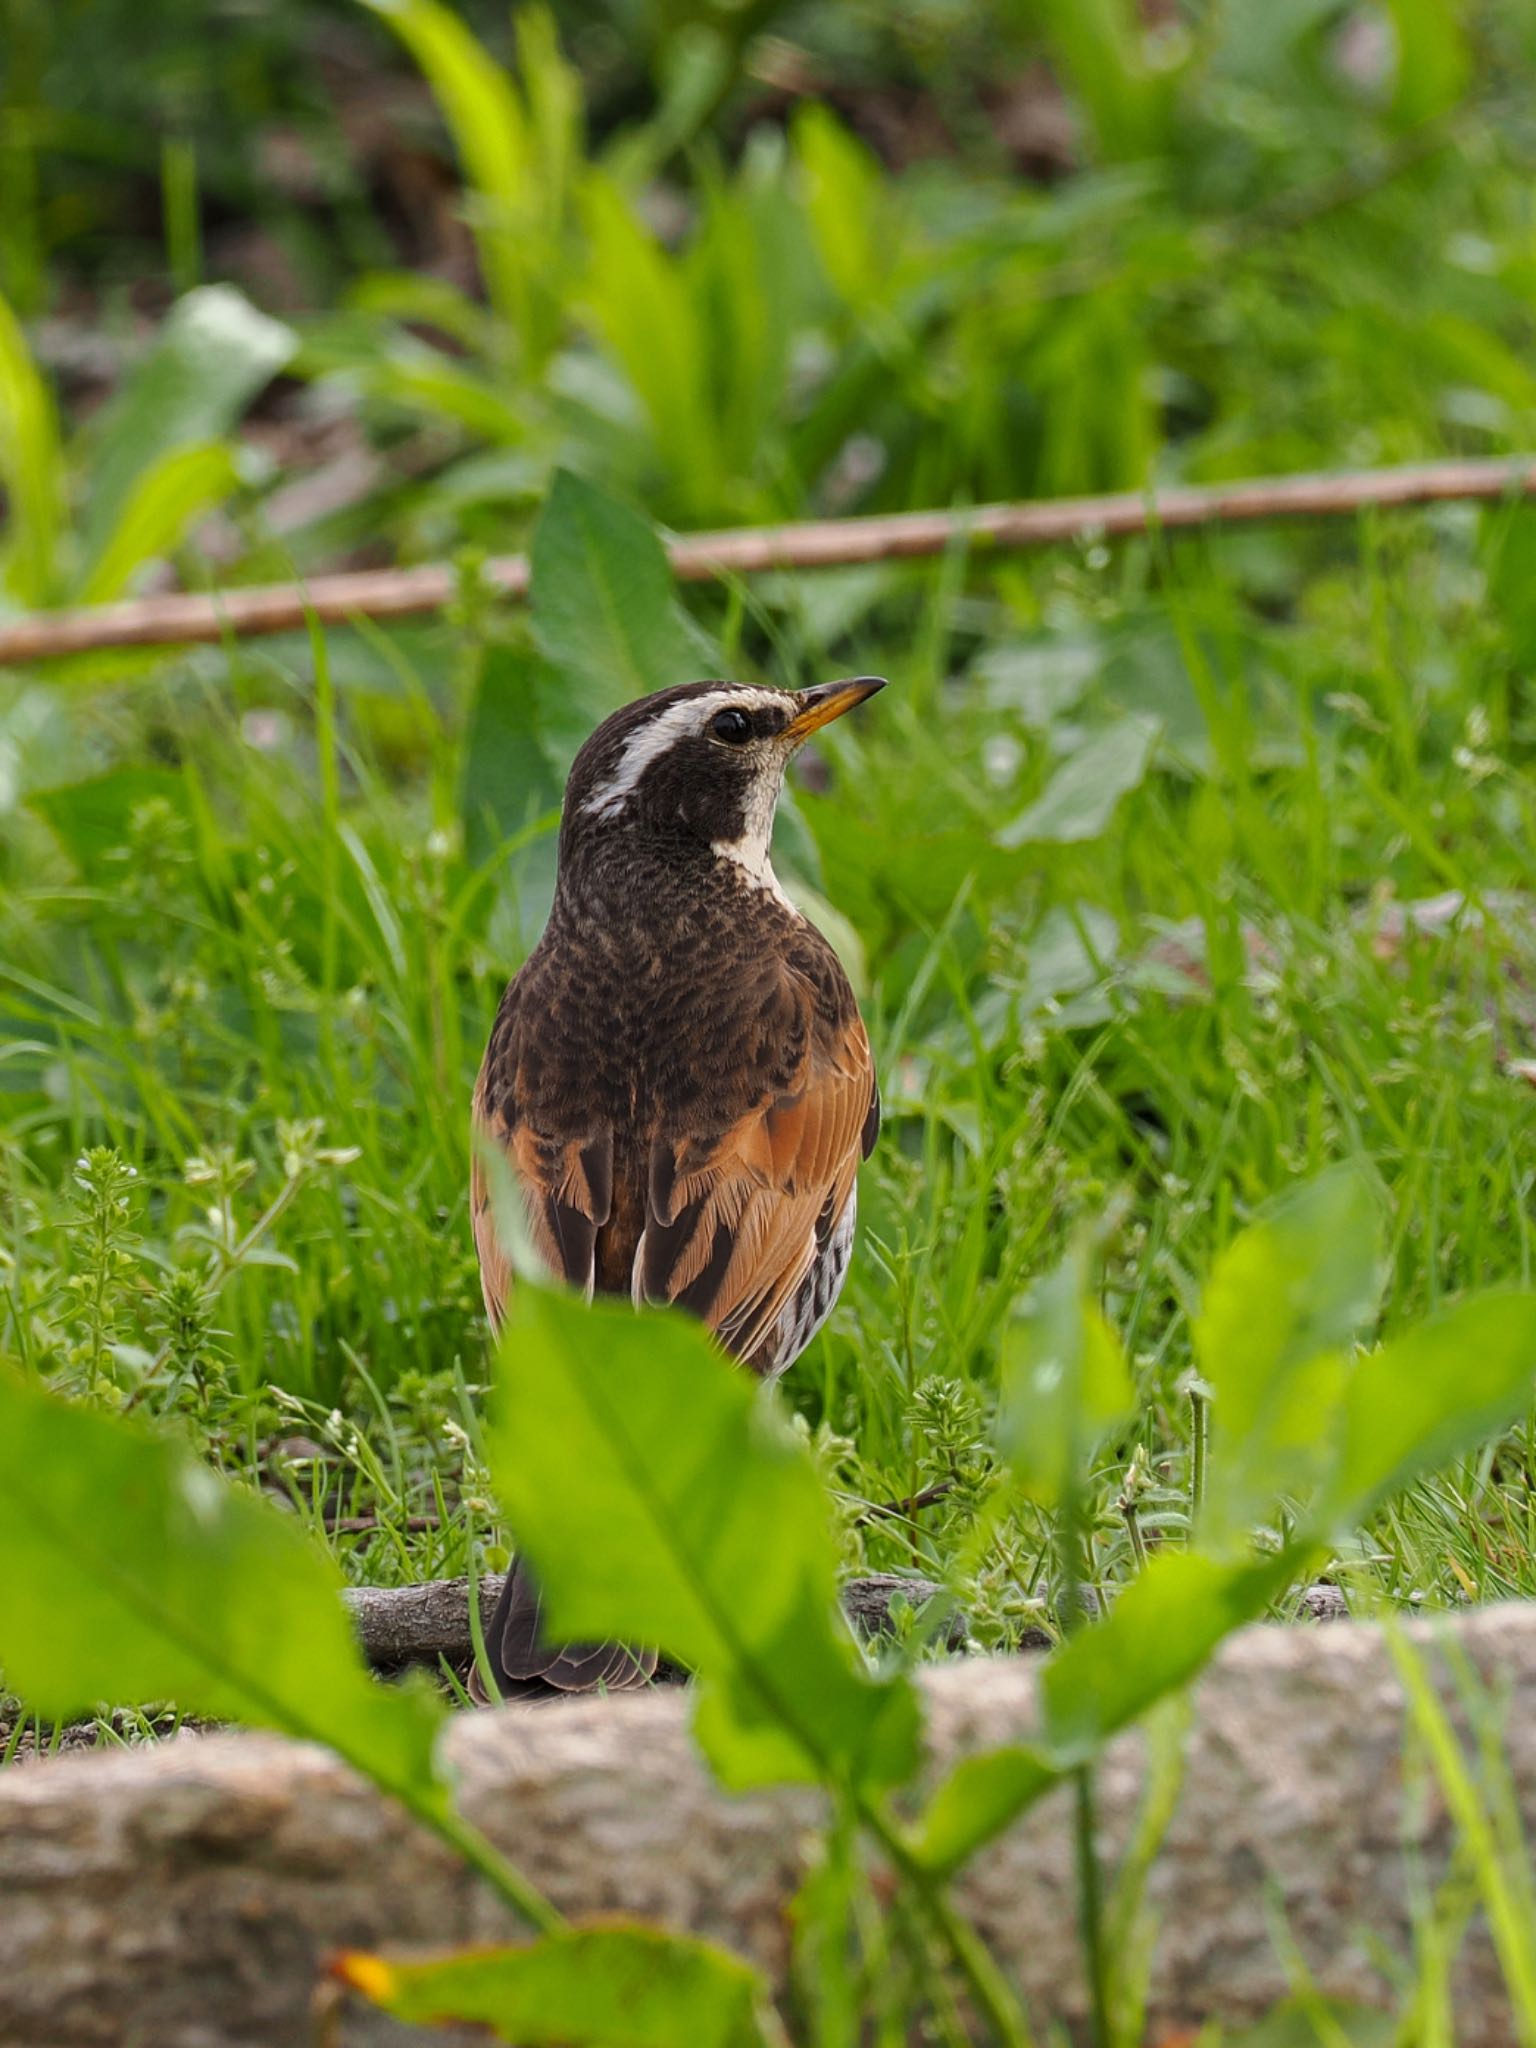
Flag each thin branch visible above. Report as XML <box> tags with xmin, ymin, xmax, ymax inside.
<box><xmin>3</xmin><ymin>455</ymin><xmax>1534</xmax><ymax>664</ymax></box>
<box><xmin>856</xmin><ymin>1479</ymin><xmax>956</xmax><ymax>1525</ymax></box>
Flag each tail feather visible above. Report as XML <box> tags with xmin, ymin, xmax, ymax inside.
<box><xmin>470</xmin><ymin>1555</ymin><xmax>656</xmax><ymax>1701</ymax></box>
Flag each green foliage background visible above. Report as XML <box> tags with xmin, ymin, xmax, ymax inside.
<box><xmin>4</xmin><ymin>2</ymin><xmax>1536</xmax><ymax>2036</ymax></box>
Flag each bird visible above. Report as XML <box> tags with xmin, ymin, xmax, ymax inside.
<box><xmin>468</xmin><ymin>675</ymin><xmax>885</xmax><ymax>1698</ymax></box>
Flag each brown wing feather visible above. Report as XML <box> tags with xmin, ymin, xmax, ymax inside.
<box><xmin>470</xmin><ymin>1027</ymin><xmax>613</xmax><ymax>1327</ymax></box>
<box><xmin>638</xmin><ymin>1004</ymin><xmax>876</xmax><ymax>1368</ymax></box>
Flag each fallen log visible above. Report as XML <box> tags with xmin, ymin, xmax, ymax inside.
<box><xmin>1</xmin><ymin>1604</ymin><xmax>1527</xmax><ymax>2046</ymax></box>
<box><xmin>342</xmin><ymin>1571</ymin><xmax>966</xmax><ymax>1674</ymax></box>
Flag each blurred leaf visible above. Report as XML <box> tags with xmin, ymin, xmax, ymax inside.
<box><xmin>76</xmin><ymin>442</ymin><xmax>240</xmax><ymax>603</ymax></box>
<box><xmin>1381</xmin><ymin>0</ymin><xmax>1469</xmax><ymax>126</ymax></box>
<box><xmin>1221</xmin><ymin>2000</ymin><xmax>1398</xmax><ymax>2048</ymax></box>
<box><xmin>361</xmin><ymin>0</ymin><xmax>528</xmax><ymax>338</ymax></box>
<box><xmin>335</xmin><ymin>1926</ymin><xmax>781</xmax><ymax>2047</ymax></box>
<box><xmin>489</xmin><ymin>1284</ymin><xmax>921</xmax><ymax>1791</ymax></box>
<box><xmin>0</xmin><ymin>289</ymin><xmax>64</xmax><ymax>604</ymax></box>
<box><xmin>997</xmin><ymin>714</ymin><xmax>1158</xmax><ymax>847</ymax></box>
<box><xmin>794</xmin><ymin>105</ymin><xmax>898</xmax><ymax>308</ymax></box>
<box><xmin>997</xmin><ymin>1243</ymin><xmax>1135</xmax><ymax>1508</ymax></box>
<box><xmin>28</xmin><ymin>766</ymin><xmax>190</xmax><ymax>873</ymax></box>
<box><xmin>1009</xmin><ymin>905</ymin><xmax>1122</xmax><ymax>1023</ymax></box>
<box><xmin>689</xmin><ymin>141</ymin><xmax>802</xmax><ymax>491</ymax></box>
<box><xmin>1323</xmin><ymin>1292</ymin><xmax>1536</xmax><ymax>1531</ymax></box>
<box><xmin>1483</xmin><ymin>506</ymin><xmax>1536</xmax><ymax>670</ymax></box>
<box><xmin>347</xmin><ymin>270</ymin><xmax>493</xmax><ymax>353</ymax></box>
<box><xmin>581</xmin><ymin>176</ymin><xmax>719</xmax><ymax>516</ymax></box>
<box><xmin>80</xmin><ymin>286</ymin><xmax>295</xmax><ymax>569</ymax></box>
<box><xmin>606</xmin><ymin>25</ymin><xmax>731</xmax><ymax>188</ymax></box>
<box><xmin>531</xmin><ymin>469</ymin><xmax>714</xmax><ymax>714</ymax></box>
<box><xmin>1034</xmin><ymin>0</ymin><xmax>1181</xmax><ymax>163</ymax></box>
<box><xmin>1039</xmin><ymin>1550</ymin><xmax>1295</xmax><ymax>1760</ymax></box>
<box><xmin>460</xmin><ymin>643</ymin><xmax>566</xmax><ymax>878</ymax></box>
<box><xmin>1195</xmin><ymin>1166</ymin><xmax>1382</xmax><ymax>1545</ymax></box>
<box><xmin>0</xmin><ymin>1370</ymin><xmax>447</xmax><ymax>1810</ymax></box>
<box><xmin>909</xmin><ymin>1743</ymin><xmax>1058</xmax><ymax>1874</ymax></box>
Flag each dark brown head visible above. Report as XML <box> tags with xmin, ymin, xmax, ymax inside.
<box><xmin>557</xmin><ymin>677</ymin><xmax>885</xmax><ymax>893</ymax></box>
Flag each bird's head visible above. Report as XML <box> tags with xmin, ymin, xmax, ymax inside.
<box><xmin>557</xmin><ymin>677</ymin><xmax>885</xmax><ymax>891</ymax></box>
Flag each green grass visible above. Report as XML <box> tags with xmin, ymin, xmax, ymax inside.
<box><xmin>3</xmin><ymin>503</ymin><xmax>1534</xmax><ymax>1658</ymax></box>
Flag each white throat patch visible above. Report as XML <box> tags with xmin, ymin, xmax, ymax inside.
<box><xmin>712</xmin><ymin>758</ymin><xmax>794</xmax><ymax>908</ymax></box>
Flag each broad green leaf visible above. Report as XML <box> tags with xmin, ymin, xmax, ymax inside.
<box><xmin>0</xmin><ymin>289</ymin><xmax>65</xmax><ymax>604</ymax></box>
<box><xmin>76</xmin><ymin>442</ymin><xmax>240</xmax><ymax>603</ymax></box>
<box><xmin>0</xmin><ymin>1371</ymin><xmax>446</xmax><ymax>1813</ymax></box>
<box><xmin>80</xmin><ymin>286</ymin><xmax>295</xmax><ymax>569</ymax></box>
<box><xmin>1196</xmin><ymin>1165</ymin><xmax>1382</xmax><ymax>1544</ymax></box>
<box><xmin>335</xmin><ymin>1926</ymin><xmax>783</xmax><ymax>2047</ymax></box>
<box><xmin>530</xmin><ymin>469</ymin><xmax>714</xmax><ymax>714</ymax></box>
<box><xmin>909</xmin><ymin>1744</ymin><xmax>1058</xmax><ymax>1875</ymax></box>
<box><xmin>1381</xmin><ymin>0</ymin><xmax>1469</xmax><ymax>126</ymax></box>
<box><xmin>460</xmin><ymin>644</ymin><xmax>568</xmax><ymax>881</ymax></box>
<box><xmin>1039</xmin><ymin>1550</ymin><xmax>1297</xmax><ymax>1762</ymax></box>
<box><xmin>1323</xmin><ymin>1292</ymin><xmax>1536</xmax><ymax>1531</ymax></box>
<box><xmin>489</xmin><ymin>1284</ymin><xmax>921</xmax><ymax>1791</ymax></box>
<box><xmin>28</xmin><ymin>766</ymin><xmax>189</xmax><ymax>874</ymax></box>
<box><xmin>996</xmin><ymin>714</ymin><xmax>1158</xmax><ymax>848</ymax></box>
<box><xmin>997</xmin><ymin>1244</ymin><xmax>1134</xmax><ymax>1509</ymax></box>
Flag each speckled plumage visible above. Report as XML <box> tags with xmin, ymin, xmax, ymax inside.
<box><xmin>469</xmin><ymin>677</ymin><xmax>884</xmax><ymax>1698</ymax></box>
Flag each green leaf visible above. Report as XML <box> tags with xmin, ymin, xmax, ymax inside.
<box><xmin>1035</xmin><ymin>0</ymin><xmax>1180</xmax><ymax>163</ymax></box>
<box><xmin>1039</xmin><ymin>1550</ymin><xmax>1296</xmax><ymax>1761</ymax></box>
<box><xmin>76</xmin><ymin>442</ymin><xmax>241</xmax><ymax>603</ymax></box>
<box><xmin>80</xmin><ymin>286</ymin><xmax>295</xmax><ymax>570</ymax></box>
<box><xmin>1221</xmin><ymin>2000</ymin><xmax>1397</xmax><ymax>2048</ymax></box>
<box><xmin>794</xmin><ymin>105</ymin><xmax>897</xmax><ymax>309</ymax></box>
<box><xmin>996</xmin><ymin>714</ymin><xmax>1158</xmax><ymax>848</ymax></box>
<box><xmin>1381</xmin><ymin>0</ymin><xmax>1469</xmax><ymax>126</ymax></box>
<box><xmin>360</xmin><ymin>0</ymin><xmax>530</xmax><ymax>338</ymax></box>
<box><xmin>336</xmin><ymin>1925</ymin><xmax>783</xmax><ymax>2047</ymax></box>
<box><xmin>28</xmin><ymin>766</ymin><xmax>189</xmax><ymax>874</ymax></box>
<box><xmin>1324</xmin><ymin>1292</ymin><xmax>1536</xmax><ymax>1531</ymax></box>
<box><xmin>530</xmin><ymin>469</ymin><xmax>714</xmax><ymax>713</ymax></box>
<box><xmin>0</xmin><ymin>1370</ymin><xmax>446</xmax><ymax>1813</ymax></box>
<box><xmin>489</xmin><ymin>1284</ymin><xmax>921</xmax><ymax>1791</ymax></box>
<box><xmin>1195</xmin><ymin>1166</ymin><xmax>1382</xmax><ymax>1544</ymax></box>
<box><xmin>0</xmin><ymin>289</ymin><xmax>65</xmax><ymax>605</ymax></box>
<box><xmin>908</xmin><ymin>1744</ymin><xmax>1058</xmax><ymax>1875</ymax></box>
<box><xmin>459</xmin><ymin>643</ymin><xmax>568</xmax><ymax>887</ymax></box>
<box><xmin>580</xmin><ymin>178</ymin><xmax>719</xmax><ymax>516</ymax></box>
<box><xmin>361</xmin><ymin>0</ymin><xmax>578</xmax><ymax>365</ymax></box>
<box><xmin>997</xmin><ymin>1244</ymin><xmax>1134</xmax><ymax>1509</ymax></box>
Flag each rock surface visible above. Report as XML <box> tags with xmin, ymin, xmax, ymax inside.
<box><xmin>2</xmin><ymin>1605</ymin><xmax>1531</xmax><ymax>2045</ymax></box>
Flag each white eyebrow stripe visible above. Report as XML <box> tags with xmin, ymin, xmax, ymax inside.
<box><xmin>579</xmin><ymin>687</ymin><xmax>785</xmax><ymax>820</ymax></box>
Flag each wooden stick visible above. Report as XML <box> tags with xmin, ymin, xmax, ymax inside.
<box><xmin>342</xmin><ymin>1569</ymin><xmax>964</xmax><ymax>1672</ymax></box>
<box><xmin>3</xmin><ymin>454</ymin><xmax>1533</xmax><ymax>666</ymax></box>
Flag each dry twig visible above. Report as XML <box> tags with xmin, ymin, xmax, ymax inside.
<box><xmin>2</xmin><ymin>455</ymin><xmax>1533</xmax><ymax>665</ymax></box>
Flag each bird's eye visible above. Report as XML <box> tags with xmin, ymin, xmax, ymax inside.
<box><xmin>709</xmin><ymin>708</ymin><xmax>753</xmax><ymax>745</ymax></box>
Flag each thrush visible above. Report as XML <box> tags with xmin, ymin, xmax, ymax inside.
<box><xmin>468</xmin><ymin>675</ymin><xmax>886</xmax><ymax>1698</ymax></box>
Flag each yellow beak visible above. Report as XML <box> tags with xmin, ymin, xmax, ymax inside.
<box><xmin>782</xmin><ymin>675</ymin><xmax>887</xmax><ymax>743</ymax></box>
